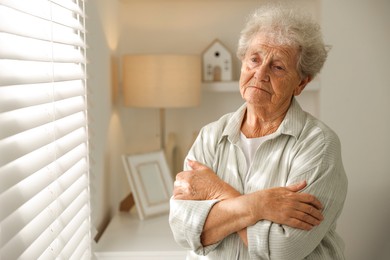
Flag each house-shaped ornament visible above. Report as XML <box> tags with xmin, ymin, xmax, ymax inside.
<box><xmin>202</xmin><ymin>39</ymin><xmax>233</xmax><ymax>82</ymax></box>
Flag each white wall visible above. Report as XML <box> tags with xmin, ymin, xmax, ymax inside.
<box><xmin>86</xmin><ymin>0</ymin><xmax>122</xmax><ymax>234</ymax></box>
<box><xmin>321</xmin><ymin>0</ymin><xmax>390</xmax><ymax>259</ymax></box>
<box><xmin>87</xmin><ymin>0</ymin><xmax>390</xmax><ymax>258</ymax></box>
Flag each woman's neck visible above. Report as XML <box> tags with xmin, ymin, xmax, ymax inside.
<box><xmin>241</xmin><ymin>105</ymin><xmax>287</xmax><ymax>138</ymax></box>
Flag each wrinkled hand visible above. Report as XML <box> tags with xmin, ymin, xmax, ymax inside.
<box><xmin>173</xmin><ymin>160</ymin><xmax>239</xmax><ymax>201</ymax></box>
<box><xmin>251</xmin><ymin>181</ymin><xmax>324</xmax><ymax>230</ymax></box>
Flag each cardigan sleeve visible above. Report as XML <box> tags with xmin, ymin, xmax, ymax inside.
<box><xmin>169</xmin><ymin>125</ymin><xmax>223</xmax><ymax>256</ymax></box>
<box><xmin>169</xmin><ymin>198</ymin><xmax>221</xmax><ymax>255</ymax></box>
<box><xmin>247</xmin><ymin>128</ymin><xmax>348</xmax><ymax>259</ymax></box>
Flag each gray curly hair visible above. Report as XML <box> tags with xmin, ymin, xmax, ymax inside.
<box><xmin>237</xmin><ymin>5</ymin><xmax>330</xmax><ymax>79</ymax></box>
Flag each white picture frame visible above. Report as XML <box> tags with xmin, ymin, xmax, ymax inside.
<box><xmin>122</xmin><ymin>150</ymin><xmax>173</xmax><ymax>220</ymax></box>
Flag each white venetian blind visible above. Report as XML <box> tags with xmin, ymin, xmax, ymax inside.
<box><xmin>0</xmin><ymin>0</ymin><xmax>91</xmax><ymax>259</ymax></box>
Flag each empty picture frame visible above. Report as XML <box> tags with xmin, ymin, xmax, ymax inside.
<box><xmin>122</xmin><ymin>150</ymin><xmax>173</xmax><ymax>220</ymax></box>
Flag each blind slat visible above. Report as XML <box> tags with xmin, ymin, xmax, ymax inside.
<box><xmin>0</xmin><ymin>98</ymin><xmax>86</xmax><ymax>139</ymax></box>
<box><xmin>38</xmin><ymin>205</ymin><xmax>89</xmax><ymax>259</ymax></box>
<box><xmin>0</xmin><ymin>0</ymin><xmax>85</xmax><ymax>20</ymax></box>
<box><xmin>0</xmin><ymin>60</ymin><xmax>84</xmax><ymax>86</ymax></box>
<box><xmin>0</xmin><ymin>80</ymin><xmax>85</xmax><ymax>113</ymax></box>
<box><xmin>0</xmin><ymin>33</ymin><xmax>85</xmax><ymax>62</ymax></box>
<box><xmin>0</xmin><ymin>120</ymin><xmax>87</xmax><ymax>166</ymax></box>
<box><xmin>0</xmin><ymin>143</ymin><xmax>87</xmax><ymax>194</ymax></box>
<box><xmin>64</xmin><ymin>225</ymin><xmax>90</xmax><ymax>260</ymax></box>
<box><xmin>50</xmin><ymin>0</ymin><xmax>84</xmax><ymax>15</ymax></box>
<box><xmin>0</xmin><ymin>177</ymin><xmax>89</xmax><ymax>253</ymax></box>
<box><xmin>0</xmin><ymin>5</ymin><xmax>85</xmax><ymax>44</ymax></box>
<box><xmin>0</xmin><ymin>154</ymin><xmax>88</xmax><ymax>222</ymax></box>
<box><xmin>1</xmin><ymin>182</ymin><xmax>88</xmax><ymax>259</ymax></box>
<box><xmin>20</xmin><ymin>196</ymin><xmax>89</xmax><ymax>260</ymax></box>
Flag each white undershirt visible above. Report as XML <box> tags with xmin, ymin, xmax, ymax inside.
<box><xmin>239</xmin><ymin>132</ymin><xmax>276</xmax><ymax>167</ymax></box>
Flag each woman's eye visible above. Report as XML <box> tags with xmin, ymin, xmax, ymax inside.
<box><xmin>273</xmin><ymin>65</ymin><xmax>285</xmax><ymax>71</ymax></box>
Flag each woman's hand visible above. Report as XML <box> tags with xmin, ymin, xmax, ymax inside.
<box><xmin>249</xmin><ymin>181</ymin><xmax>324</xmax><ymax>230</ymax></box>
<box><xmin>173</xmin><ymin>160</ymin><xmax>239</xmax><ymax>201</ymax></box>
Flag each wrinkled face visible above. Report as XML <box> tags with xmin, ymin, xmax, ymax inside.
<box><xmin>239</xmin><ymin>32</ymin><xmax>308</xmax><ymax>113</ymax></box>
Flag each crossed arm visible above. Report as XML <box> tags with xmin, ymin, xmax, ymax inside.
<box><xmin>172</xmin><ymin>160</ymin><xmax>324</xmax><ymax>247</ymax></box>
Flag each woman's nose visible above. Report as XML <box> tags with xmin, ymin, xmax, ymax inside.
<box><xmin>253</xmin><ymin>65</ymin><xmax>270</xmax><ymax>82</ymax></box>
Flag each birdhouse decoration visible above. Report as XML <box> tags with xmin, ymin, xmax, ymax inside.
<box><xmin>202</xmin><ymin>39</ymin><xmax>233</xmax><ymax>82</ymax></box>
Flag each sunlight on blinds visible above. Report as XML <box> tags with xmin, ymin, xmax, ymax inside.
<box><xmin>0</xmin><ymin>0</ymin><xmax>90</xmax><ymax>259</ymax></box>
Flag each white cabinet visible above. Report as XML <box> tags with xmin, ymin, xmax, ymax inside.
<box><xmin>95</xmin><ymin>212</ymin><xmax>187</xmax><ymax>260</ymax></box>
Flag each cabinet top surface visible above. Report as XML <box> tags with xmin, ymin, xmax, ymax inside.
<box><xmin>95</xmin><ymin>212</ymin><xmax>186</xmax><ymax>253</ymax></box>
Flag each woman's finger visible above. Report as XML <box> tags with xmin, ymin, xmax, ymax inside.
<box><xmin>297</xmin><ymin>193</ymin><xmax>323</xmax><ymax>210</ymax></box>
<box><xmin>286</xmin><ymin>180</ymin><xmax>307</xmax><ymax>192</ymax></box>
<box><xmin>293</xmin><ymin>201</ymin><xmax>324</xmax><ymax>221</ymax></box>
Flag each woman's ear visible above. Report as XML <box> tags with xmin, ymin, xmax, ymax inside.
<box><xmin>294</xmin><ymin>75</ymin><xmax>312</xmax><ymax>96</ymax></box>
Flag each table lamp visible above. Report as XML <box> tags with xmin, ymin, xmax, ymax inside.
<box><xmin>122</xmin><ymin>54</ymin><xmax>201</xmax><ymax>150</ymax></box>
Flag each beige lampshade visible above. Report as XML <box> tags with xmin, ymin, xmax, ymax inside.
<box><xmin>122</xmin><ymin>54</ymin><xmax>201</xmax><ymax>108</ymax></box>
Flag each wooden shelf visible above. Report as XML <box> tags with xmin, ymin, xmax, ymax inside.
<box><xmin>202</xmin><ymin>78</ymin><xmax>320</xmax><ymax>92</ymax></box>
<box><xmin>202</xmin><ymin>81</ymin><xmax>239</xmax><ymax>92</ymax></box>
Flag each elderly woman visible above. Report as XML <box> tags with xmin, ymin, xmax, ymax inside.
<box><xmin>169</xmin><ymin>5</ymin><xmax>347</xmax><ymax>260</ymax></box>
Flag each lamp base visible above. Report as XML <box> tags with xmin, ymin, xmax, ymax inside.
<box><xmin>165</xmin><ymin>132</ymin><xmax>178</xmax><ymax>179</ymax></box>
